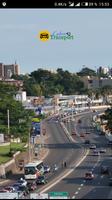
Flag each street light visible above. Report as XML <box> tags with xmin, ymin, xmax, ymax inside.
<box><xmin>7</xmin><ymin>109</ymin><xmax>11</xmax><ymax>152</ymax></box>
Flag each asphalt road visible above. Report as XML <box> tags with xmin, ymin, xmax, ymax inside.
<box><xmin>34</xmin><ymin>116</ymin><xmax>87</xmax><ymax>192</ymax></box>
<box><xmin>43</xmin><ymin>112</ymin><xmax>112</xmax><ymax>199</ymax></box>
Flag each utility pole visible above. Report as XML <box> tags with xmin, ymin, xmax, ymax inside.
<box><xmin>7</xmin><ymin>109</ymin><xmax>11</xmax><ymax>152</ymax></box>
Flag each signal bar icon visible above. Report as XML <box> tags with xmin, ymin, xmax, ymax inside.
<box><xmin>69</xmin><ymin>2</ymin><xmax>74</xmax><ymax>7</ymax></box>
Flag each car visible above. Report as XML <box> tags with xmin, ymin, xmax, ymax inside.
<box><xmin>0</xmin><ymin>188</ymin><xmax>10</xmax><ymax>193</ymax></box>
<box><xmin>12</xmin><ymin>184</ymin><xmax>26</xmax><ymax>198</ymax></box>
<box><xmin>100</xmin><ymin>148</ymin><xmax>106</xmax><ymax>153</ymax></box>
<box><xmin>36</xmin><ymin>176</ymin><xmax>47</xmax><ymax>185</ymax></box>
<box><xmin>80</xmin><ymin>134</ymin><xmax>85</xmax><ymax>137</ymax></box>
<box><xmin>90</xmin><ymin>145</ymin><xmax>96</xmax><ymax>149</ymax></box>
<box><xmin>85</xmin><ymin>140</ymin><xmax>90</xmax><ymax>144</ymax></box>
<box><xmin>109</xmin><ymin>177</ymin><xmax>112</xmax><ymax>186</ymax></box>
<box><xmin>108</xmin><ymin>141</ymin><xmax>112</xmax><ymax>145</ymax></box>
<box><xmin>93</xmin><ymin>150</ymin><xmax>100</xmax><ymax>156</ymax></box>
<box><xmin>85</xmin><ymin>132</ymin><xmax>91</xmax><ymax>134</ymax></box>
<box><xmin>71</xmin><ymin>130</ymin><xmax>76</xmax><ymax>135</ymax></box>
<box><xmin>27</xmin><ymin>182</ymin><xmax>37</xmax><ymax>191</ymax></box>
<box><xmin>4</xmin><ymin>186</ymin><xmax>15</xmax><ymax>192</ymax></box>
<box><xmin>101</xmin><ymin>166</ymin><xmax>109</xmax><ymax>174</ymax></box>
<box><xmin>17</xmin><ymin>178</ymin><xmax>27</xmax><ymax>187</ymax></box>
<box><xmin>85</xmin><ymin>171</ymin><xmax>94</xmax><ymax>180</ymax></box>
<box><xmin>44</xmin><ymin>165</ymin><xmax>51</xmax><ymax>173</ymax></box>
<box><xmin>78</xmin><ymin>119</ymin><xmax>82</xmax><ymax>123</ymax></box>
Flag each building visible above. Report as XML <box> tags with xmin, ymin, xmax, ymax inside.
<box><xmin>80</xmin><ymin>76</ymin><xmax>112</xmax><ymax>89</ymax></box>
<box><xmin>0</xmin><ymin>79</ymin><xmax>23</xmax><ymax>87</ymax></box>
<box><xmin>14</xmin><ymin>91</ymin><xmax>27</xmax><ymax>102</ymax></box>
<box><xmin>0</xmin><ymin>62</ymin><xmax>19</xmax><ymax>79</ymax></box>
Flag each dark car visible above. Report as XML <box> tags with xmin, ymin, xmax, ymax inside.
<box><xmin>78</xmin><ymin>119</ymin><xmax>82</xmax><ymax>123</ymax></box>
<box><xmin>44</xmin><ymin>165</ymin><xmax>51</xmax><ymax>173</ymax></box>
<box><xmin>36</xmin><ymin>176</ymin><xmax>47</xmax><ymax>185</ymax></box>
<box><xmin>101</xmin><ymin>166</ymin><xmax>109</xmax><ymax>174</ymax></box>
<box><xmin>85</xmin><ymin>140</ymin><xmax>90</xmax><ymax>144</ymax></box>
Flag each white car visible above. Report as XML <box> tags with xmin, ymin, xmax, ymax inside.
<box><xmin>100</xmin><ymin>149</ymin><xmax>106</xmax><ymax>153</ymax></box>
<box><xmin>90</xmin><ymin>145</ymin><xmax>96</xmax><ymax>149</ymax></box>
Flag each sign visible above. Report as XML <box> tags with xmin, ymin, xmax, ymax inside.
<box><xmin>0</xmin><ymin>193</ymin><xmax>18</xmax><ymax>199</ymax></box>
<box><xmin>49</xmin><ymin>192</ymin><xmax>69</xmax><ymax>199</ymax></box>
<box><xmin>0</xmin><ymin>134</ymin><xmax>4</xmax><ymax>143</ymax></box>
<box><xmin>30</xmin><ymin>193</ymin><xmax>48</xmax><ymax>199</ymax></box>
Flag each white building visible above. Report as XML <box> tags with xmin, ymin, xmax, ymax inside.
<box><xmin>15</xmin><ymin>91</ymin><xmax>26</xmax><ymax>102</ymax></box>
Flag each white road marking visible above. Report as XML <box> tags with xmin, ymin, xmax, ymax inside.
<box><xmin>78</xmin><ymin>187</ymin><xmax>81</xmax><ymax>190</ymax></box>
<box><xmin>75</xmin><ymin>191</ymin><xmax>79</xmax><ymax>195</ymax></box>
<box><xmin>80</xmin><ymin>184</ymin><xmax>84</xmax><ymax>186</ymax></box>
<box><xmin>72</xmin><ymin>196</ymin><xmax>76</xmax><ymax>199</ymax></box>
<box><xmin>39</xmin><ymin>149</ymin><xmax>90</xmax><ymax>193</ymax></box>
<box><xmin>83</xmin><ymin>180</ymin><xmax>86</xmax><ymax>183</ymax></box>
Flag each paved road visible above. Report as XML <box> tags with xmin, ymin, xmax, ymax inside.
<box><xmin>43</xmin><ymin>113</ymin><xmax>112</xmax><ymax>199</ymax></box>
<box><xmin>34</xmin><ymin>116</ymin><xmax>87</xmax><ymax>192</ymax></box>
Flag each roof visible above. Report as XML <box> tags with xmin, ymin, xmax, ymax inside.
<box><xmin>24</xmin><ymin>160</ymin><xmax>43</xmax><ymax>167</ymax></box>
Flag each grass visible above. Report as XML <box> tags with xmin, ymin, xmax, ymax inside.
<box><xmin>0</xmin><ymin>142</ymin><xmax>27</xmax><ymax>164</ymax></box>
<box><xmin>0</xmin><ymin>156</ymin><xmax>11</xmax><ymax>164</ymax></box>
<box><xmin>0</xmin><ymin>143</ymin><xmax>26</xmax><ymax>156</ymax></box>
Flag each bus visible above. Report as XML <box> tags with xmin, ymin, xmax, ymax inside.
<box><xmin>24</xmin><ymin>160</ymin><xmax>44</xmax><ymax>180</ymax></box>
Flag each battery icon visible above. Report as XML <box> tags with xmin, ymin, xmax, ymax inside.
<box><xmin>81</xmin><ymin>2</ymin><xmax>88</xmax><ymax>6</ymax></box>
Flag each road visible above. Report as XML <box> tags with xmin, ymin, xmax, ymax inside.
<box><xmin>41</xmin><ymin>112</ymin><xmax>112</xmax><ymax>199</ymax></box>
<box><xmin>34</xmin><ymin>116</ymin><xmax>88</xmax><ymax>192</ymax></box>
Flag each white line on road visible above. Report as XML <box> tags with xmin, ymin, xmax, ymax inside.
<box><xmin>75</xmin><ymin>191</ymin><xmax>79</xmax><ymax>195</ymax></box>
<box><xmin>80</xmin><ymin>184</ymin><xmax>84</xmax><ymax>186</ymax></box>
<box><xmin>72</xmin><ymin>196</ymin><xmax>76</xmax><ymax>199</ymax></box>
<box><xmin>39</xmin><ymin>149</ymin><xmax>90</xmax><ymax>193</ymax></box>
<box><xmin>78</xmin><ymin>187</ymin><xmax>81</xmax><ymax>190</ymax></box>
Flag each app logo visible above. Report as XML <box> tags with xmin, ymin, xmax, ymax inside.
<box><xmin>39</xmin><ymin>30</ymin><xmax>50</xmax><ymax>42</ymax></box>
<box><xmin>38</xmin><ymin>30</ymin><xmax>74</xmax><ymax>41</ymax></box>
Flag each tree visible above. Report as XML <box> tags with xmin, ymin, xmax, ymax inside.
<box><xmin>77</xmin><ymin>67</ymin><xmax>96</xmax><ymax>77</ymax></box>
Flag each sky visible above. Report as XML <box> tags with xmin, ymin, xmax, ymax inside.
<box><xmin>0</xmin><ymin>9</ymin><xmax>112</xmax><ymax>74</ymax></box>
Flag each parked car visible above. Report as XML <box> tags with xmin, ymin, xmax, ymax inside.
<box><xmin>85</xmin><ymin>171</ymin><xmax>94</xmax><ymax>180</ymax></box>
<box><xmin>36</xmin><ymin>176</ymin><xmax>47</xmax><ymax>185</ymax></box>
<box><xmin>44</xmin><ymin>165</ymin><xmax>51</xmax><ymax>173</ymax></box>
<box><xmin>101</xmin><ymin>166</ymin><xmax>109</xmax><ymax>174</ymax></box>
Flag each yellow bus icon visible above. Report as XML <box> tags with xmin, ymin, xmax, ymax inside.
<box><xmin>39</xmin><ymin>30</ymin><xmax>50</xmax><ymax>41</ymax></box>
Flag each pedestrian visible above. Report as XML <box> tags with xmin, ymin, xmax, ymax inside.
<box><xmin>64</xmin><ymin>161</ymin><xmax>67</xmax><ymax>168</ymax></box>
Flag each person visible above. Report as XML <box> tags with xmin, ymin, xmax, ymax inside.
<box><xmin>64</xmin><ymin>161</ymin><xmax>67</xmax><ymax>168</ymax></box>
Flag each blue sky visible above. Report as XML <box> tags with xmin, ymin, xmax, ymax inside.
<box><xmin>0</xmin><ymin>9</ymin><xmax>112</xmax><ymax>74</ymax></box>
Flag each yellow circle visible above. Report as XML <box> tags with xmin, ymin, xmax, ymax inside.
<box><xmin>39</xmin><ymin>30</ymin><xmax>51</xmax><ymax>42</ymax></box>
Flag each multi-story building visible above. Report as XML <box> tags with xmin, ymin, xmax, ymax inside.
<box><xmin>0</xmin><ymin>62</ymin><xmax>19</xmax><ymax>79</ymax></box>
